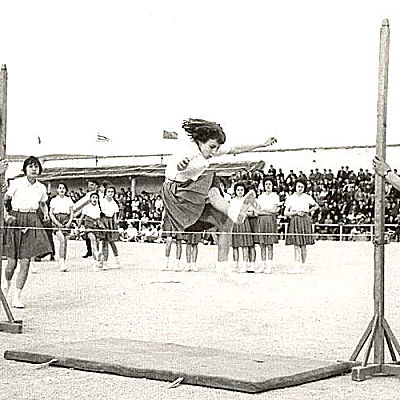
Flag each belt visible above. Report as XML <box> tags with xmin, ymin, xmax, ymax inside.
<box><xmin>13</xmin><ymin>208</ymin><xmax>37</xmax><ymax>213</ymax></box>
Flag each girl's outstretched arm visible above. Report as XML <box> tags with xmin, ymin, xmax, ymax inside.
<box><xmin>219</xmin><ymin>137</ymin><xmax>277</xmax><ymax>156</ymax></box>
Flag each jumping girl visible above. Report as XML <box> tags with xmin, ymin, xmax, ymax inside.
<box><xmin>255</xmin><ymin>178</ymin><xmax>280</xmax><ymax>273</ymax></box>
<box><xmin>100</xmin><ymin>185</ymin><xmax>121</xmax><ymax>269</ymax></box>
<box><xmin>49</xmin><ymin>182</ymin><xmax>74</xmax><ymax>272</ymax></box>
<box><xmin>161</xmin><ymin>118</ymin><xmax>276</xmax><ymax>276</ymax></box>
<box><xmin>284</xmin><ymin>178</ymin><xmax>319</xmax><ymax>273</ymax></box>
<box><xmin>3</xmin><ymin>156</ymin><xmax>53</xmax><ymax>308</ymax></box>
<box><xmin>76</xmin><ymin>192</ymin><xmax>105</xmax><ymax>271</ymax></box>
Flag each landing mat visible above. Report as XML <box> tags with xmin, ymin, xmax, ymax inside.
<box><xmin>4</xmin><ymin>339</ymin><xmax>354</xmax><ymax>393</ymax></box>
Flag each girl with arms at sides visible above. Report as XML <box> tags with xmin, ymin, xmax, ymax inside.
<box><xmin>231</xmin><ymin>182</ymin><xmax>254</xmax><ymax>273</ymax></box>
<box><xmin>284</xmin><ymin>179</ymin><xmax>319</xmax><ymax>273</ymax></box>
<box><xmin>255</xmin><ymin>178</ymin><xmax>280</xmax><ymax>273</ymax></box>
<box><xmin>49</xmin><ymin>182</ymin><xmax>74</xmax><ymax>272</ymax></box>
<box><xmin>162</xmin><ymin>118</ymin><xmax>276</xmax><ymax>277</ymax></box>
<box><xmin>3</xmin><ymin>156</ymin><xmax>53</xmax><ymax>308</ymax></box>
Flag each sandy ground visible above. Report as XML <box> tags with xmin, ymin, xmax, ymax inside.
<box><xmin>1</xmin><ymin>239</ymin><xmax>400</xmax><ymax>399</ymax></box>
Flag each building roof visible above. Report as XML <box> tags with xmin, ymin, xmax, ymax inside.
<box><xmin>34</xmin><ymin>160</ymin><xmax>266</xmax><ymax>181</ymax></box>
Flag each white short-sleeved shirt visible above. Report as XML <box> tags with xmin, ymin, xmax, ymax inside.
<box><xmin>284</xmin><ymin>193</ymin><xmax>317</xmax><ymax>213</ymax></box>
<box><xmin>7</xmin><ymin>176</ymin><xmax>47</xmax><ymax>210</ymax></box>
<box><xmin>50</xmin><ymin>195</ymin><xmax>74</xmax><ymax>214</ymax></box>
<box><xmin>165</xmin><ymin>140</ymin><xmax>229</xmax><ymax>182</ymax></box>
<box><xmin>81</xmin><ymin>203</ymin><xmax>101</xmax><ymax>220</ymax></box>
<box><xmin>100</xmin><ymin>198</ymin><xmax>119</xmax><ymax>217</ymax></box>
<box><xmin>257</xmin><ymin>192</ymin><xmax>280</xmax><ymax>210</ymax></box>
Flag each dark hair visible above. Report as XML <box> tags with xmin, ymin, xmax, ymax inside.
<box><xmin>182</xmin><ymin>118</ymin><xmax>226</xmax><ymax>145</ymax></box>
<box><xmin>264</xmin><ymin>178</ymin><xmax>275</xmax><ymax>187</ymax></box>
<box><xmin>22</xmin><ymin>156</ymin><xmax>43</xmax><ymax>175</ymax></box>
<box><xmin>57</xmin><ymin>182</ymin><xmax>68</xmax><ymax>192</ymax></box>
<box><xmin>87</xmin><ymin>179</ymin><xmax>99</xmax><ymax>186</ymax></box>
<box><xmin>295</xmin><ymin>178</ymin><xmax>307</xmax><ymax>188</ymax></box>
<box><xmin>89</xmin><ymin>192</ymin><xmax>99</xmax><ymax>199</ymax></box>
<box><xmin>234</xmin><ymin>181</ymin><xmax>247</xmax><ymax>195</ymax></box>
<box><xmin>105</xmin><ymin>185</ymin><xmax>117</xmax><ymax>199</ymax></box>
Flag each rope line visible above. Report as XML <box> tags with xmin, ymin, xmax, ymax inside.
<box><xmin>0</xmin><ymin>224</ymin><xmax>393</xmax><ymax>239</ymax></box>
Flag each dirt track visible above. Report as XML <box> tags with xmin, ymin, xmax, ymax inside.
<box><xmin>1</xmin><ymin>240</ymin><xmax>400</xmax><ymax>399</ymax></box>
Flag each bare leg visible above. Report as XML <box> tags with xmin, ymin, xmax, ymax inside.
<box><xmin>294</xmin><ymin>245</ymin><xmax>301</xmax><ymax>262</ymax></box>
<box><xmin>4</xmin><ymin>258</ymin><xmax>17</xmax><ymax>293</ymax></box>
<box><xmin>192</xmin><ymin>244</ymin><xmax>198</xmax><ymax>263</ymax></box>
<box><xmin>163</xmin><ymin>237</ymin><xmax>173</xmax><ymax>270</ymax></box>
<box><xmin>110</xmin><ymin>242</ymin><xmax>118</xmax><ymax>257</ymax></box>
<box><xmin>300</xmin><ymin>245</ymin><xmax>307</xmax><ymax>264</ymax></box>
<box><xmin>56</xmin><ymin>231</ymin><xmax>66</xmax><ymax>260</ymax></box>
<box><xmin>267</xmin><ymin>244</ymin><xmax>274</xmax><ymax>261</ymax></box>
<box><xmin>260</xmin><ymin>244</ymin><xmax>266</xmax><ymax>262</ymax></box>
<box><xmin>186</xmin><ymin>243</ymin><xmax>192</xmax><ymax>264</ymax></box>
<box><xmin>175</xmin><ymin>239</ymin><xmax>183</xmax><ymax>271</ymax></box>
<box><xmin>102</xmin><ymin>240</ymin><xmax>109</xmax><ymax>261</ymax></box>
<box><xmin>12</xmin><ymin>258</ymin><xmax>31</xmax><ymax>308</ymax></box>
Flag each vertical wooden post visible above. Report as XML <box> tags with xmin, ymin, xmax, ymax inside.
<box><xmin>374</xmin><ymin>18</ymin><xmax>390</xmax><ymax>364</ymax></box>
<box><xmin>0</xmin><ymin>65</ymin><xmax>7</xmax><ymax>287</ymax></box>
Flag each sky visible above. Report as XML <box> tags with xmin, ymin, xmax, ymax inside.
<box><xmin>2</xmin><ymin>0</ymin><xmax>400</xmax><ymax>157</ymax></box>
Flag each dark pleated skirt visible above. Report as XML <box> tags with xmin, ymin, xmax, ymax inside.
<box><xmin>53</xmin><ymin>213</ymin><xmax>71</xmax><ymax>236</ymax></box>
<box><xmin>83</xmin><ymin>216</ymin><xmax>106</xmax><ymax>240</ymax></box>
<box><xmin>101</xmin><ymin>216</ymin><xmax>120</xmax><ymax>241</ymax></box>
<box><xmin>248</xmin><ymin>217</ymin><xmax>259</xmax><ymax>244</ymax></box>
<box><xmin>161</xmin><ymin>172</ymin><xmax>228</xmax><ymax>234</ymax></box>
<box><xmin>285</xmin><ymin>215</ymin><xmax>315</xmax><ymax>246</ymax></box>
<box><xmin>232</xmin><ymin>219</ymin><xmax>254</xmax><ymax>248</ymax></box>
<box><xmin>4</xmin><ymin>211</ymin><xmax>53</xmax><ymax>259</ymax></box>
<box><xmin>257</xmin><ymin>215</ymin><xmax>279</xmax><ymax>245</ymax></box>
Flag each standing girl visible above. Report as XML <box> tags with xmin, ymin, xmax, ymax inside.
<box><xmin>100</xmin><ymin>186</ymin><xmax>121</xmax><ymax>269</ymax></box>
<box><xmin>255</xmin><ymin>178</ymin><xmax>280</xmax><ymax>273</ymax></box>
<box><xmin>3</xmin><ymin>156</ymin><xmax>53</xmax><ymax>308</ymax></box>
<box><xmin>161</xmin><ymin>118</ymin><xmax>276</xmax><ymax>276</ymax></box>
<box><xmin>49</xmin><ymin>182</ymin><xmax>74</xmax><ymax>272</ymax></box>
<box><xmin>231</xmin><ymin>183</ymin><xmax>254</xmax><ymax>273</ymax></box>
<box><xmin>76</xmin><ymin>192</ymin><xmax>105</xmax><ymax>271</ymax></box>
<box><xmin>284</xmin><ymin>179</ymin><xmax>319</xmax><ymax>273</ymax></box>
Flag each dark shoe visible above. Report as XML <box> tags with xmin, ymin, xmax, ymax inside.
<box><xmin>82</xmin><ymin>253</ymin><xmax>92</xmax><ymax>258</ymax></box>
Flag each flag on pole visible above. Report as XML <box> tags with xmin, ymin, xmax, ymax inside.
<box><xmin>163</xmin><ymin>130</ymin><xmax>178</xmax><ymax>140</ymax></box>
<box><xmin>96</xmin><ymin>133</ymin><xmax>111</xmax><ymax>142</ymax></box>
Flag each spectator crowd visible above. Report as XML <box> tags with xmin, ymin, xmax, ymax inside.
<box><xmin>62</xmin><ymin>164</ymin><xmax>400</xmax><ymax>243</ymax></box>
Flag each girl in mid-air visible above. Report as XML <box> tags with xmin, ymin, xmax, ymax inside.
<box><xmin>162</xmin><ymin>118</ymin><xmax>276</xmax><ymax>275</ymax></box>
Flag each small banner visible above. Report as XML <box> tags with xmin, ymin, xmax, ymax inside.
<box><xmin>163</xmin><ymin>130</ymin><xmax>178</xmax><ymax>140</ymax></box>
<box><xmin>96</xmin><ymin>133</ymin><xmax>111</xmax><ymax>142</ymax></box>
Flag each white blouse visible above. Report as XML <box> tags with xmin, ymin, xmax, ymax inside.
<box><xmin>7</xmin><ymin>176</ymin><xmax>47</xmax><ymax>210</ymax></box>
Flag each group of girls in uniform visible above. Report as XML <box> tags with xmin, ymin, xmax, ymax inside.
<box><xmin>230</xmin><ymin>177</ymin><xmax>319</xmax><ymax>274</ymax></box>
<box><xmin>2</xmin><ymin>157</ymin><xmax>122</xmax><ymax>308</ymax></box>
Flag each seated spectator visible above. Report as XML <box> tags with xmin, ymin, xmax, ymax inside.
<box><xmin>120</xmin><ymin>222</ymin><xmax>139</xmax><ymax>242</ymax></box>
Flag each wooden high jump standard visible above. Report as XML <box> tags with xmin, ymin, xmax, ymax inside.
<box><xmin>0</xmin><ymin>65</ymin><xmax>23</xmax><ymax>333</ymax></box>
<box><xmin>351</xmin><ymin>19</ymin><xmax>400</xmax><ymax>380</ymax></box>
